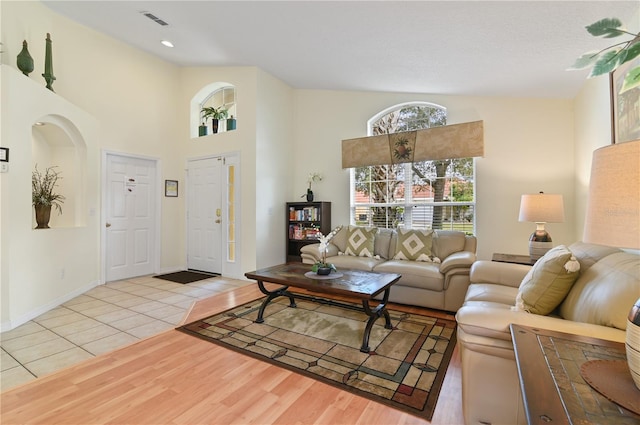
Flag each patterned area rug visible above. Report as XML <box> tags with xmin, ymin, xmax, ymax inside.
<box><xmin>178</xmin><ymin>296</ymin><xmax>457</xmax><ymax>419</ymax></box>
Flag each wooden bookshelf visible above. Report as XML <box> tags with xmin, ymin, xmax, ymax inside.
<box><xmin>286</xmin><ymin>201</ymin><xmax>331</xmax><ymax>262</ymax></box>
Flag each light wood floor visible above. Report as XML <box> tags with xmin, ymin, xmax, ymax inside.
<box><xmin>1</xmin><ymin>284</ymin><xmax>464</xmax><ymax>425</ymax></box>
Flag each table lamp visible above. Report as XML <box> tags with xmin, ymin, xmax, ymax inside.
<box><xmin>518</xmin><ymin>192</ymin><xmax>565</xmax><ymax>261</ymax></box>
<box><xmin>583</xmin><ymin>140</ymin><xmax>640</xmax><ymax>390</ymax></box>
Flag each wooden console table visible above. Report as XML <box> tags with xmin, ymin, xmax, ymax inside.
<box><xmin>510</xmin><ymin>324</ymin><xmax>640</xmax><ymax>425</ymax></box>
<box><xmin>492</xmin><ymin>253</ymin><xmax>535</xmax><ymax>266</ymax></box>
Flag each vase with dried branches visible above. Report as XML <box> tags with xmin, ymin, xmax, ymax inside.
<box><xmin>32</xmin><ymin>165</ymin><xmax>65</xmax><ymax>229</ymax></box>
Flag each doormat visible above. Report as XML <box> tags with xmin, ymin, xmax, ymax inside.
<box><xmin>178</xmin><ymin>296</ymin><xmax>456</xmax><ymax>420</ymax></box>
<box><xmin>154</xmin><ymin>270</ymin><xmax>219</xmax><ymax>284</ymax></box>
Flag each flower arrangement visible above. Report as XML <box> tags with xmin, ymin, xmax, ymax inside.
<box><xmin>302</xmin><ymin>172</ymin><xmax>323</xmax><ymax>201</ymax></box>
<box><xmin>307</xmin><ymin>172</ymin><xmax>323</xmax><ymax>190</ymax></box>
<box><xmin>32</xmin><ymin>165</ymin><xmax>65</xmax><ymax>214</ymax></box>
<box><xmin>312</xmin><ymin>227</ymin><xmax>339</xmax><ymax>274</ymax></box>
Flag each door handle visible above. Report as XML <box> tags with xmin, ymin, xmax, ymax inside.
<box><xmin>106</xmin><ymin>222</ymin><xmax>111</xmax><ymax>228</ymax></box>
<box><xmin>215</xmin><ymin>219</ymin><xmax>221</xmax><ymax>224</ymax></box>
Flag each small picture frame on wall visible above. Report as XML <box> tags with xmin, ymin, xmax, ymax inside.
<box><xmin>0</xmin><ymin>147</ymin><xmax>8</xmax><ymax>162</ymax></box>
<box><xmin>610</xmin><ymin>57</ymin><xmax>640</xmax><ymax>144</ymax></box>
<box><xmin>165</xmin><ymin>180</ymin><xmax>178</xmax><ymax>197</ymax></box>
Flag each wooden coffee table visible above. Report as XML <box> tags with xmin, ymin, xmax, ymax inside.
<box><xmin>244</xmin><ymin>263</ymin><xmax>401</xmax><ymax>353</ymax></box>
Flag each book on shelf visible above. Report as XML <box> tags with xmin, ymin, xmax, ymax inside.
<box><xmin>288</xmin><ymin>224</ymin><xmax>321</xmax><ymax>240</ymax></box>
<box><xmin>305</xmin><ymin>228</ymin><xmax>320</xmax><ymax>239</ymax></box>
<box><xmin>289</xmin><ymin>206</ymin><xmax>320</xmax><ymax>222</ymax></box>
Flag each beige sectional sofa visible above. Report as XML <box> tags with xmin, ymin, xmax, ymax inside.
<box><xmin>300</xmin><ymin>226</ymin><xmax>477</xmax><ymax>311</ymax></box>
<box><xmin>455</xmin><ymin>241</ymin><xmax>640</xmax><ymax>425</ymax></box>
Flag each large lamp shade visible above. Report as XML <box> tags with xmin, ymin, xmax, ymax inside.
<box><xmin>583</xmin><ymin>140</ymin><xmax>640</xmax><ymax>249</ymax></box>
<box><xmin>583</xmin><ymin>140</ymin><xmax>640</xmax><ymax>391</ymax></box>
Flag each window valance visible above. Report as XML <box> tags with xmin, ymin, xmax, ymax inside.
<box><xmin>341</xmin><ymin>120</ymin><xmax>484</xmax><ymax>168</ymax></box>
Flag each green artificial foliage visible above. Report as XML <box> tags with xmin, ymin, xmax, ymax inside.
<box><xmin>201</xmin><ymin>106</ymin><xmax>229</xmax><ymax>121</ymax></box>
<box><xmin>569</xmin><ymin>18</ymin><xmax>640</xmax><ymax>93</ymax></box>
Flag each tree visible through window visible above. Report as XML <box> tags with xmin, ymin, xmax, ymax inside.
<box><xmin>351</xmin><ymin>103</ymin><xmax>475</xmax><ymax>234</ymax></box>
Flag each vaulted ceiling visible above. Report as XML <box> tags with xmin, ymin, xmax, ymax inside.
<box><xmin>43</xmin><ymin>1</ymin><xmax>639</xmax><ymax>98</ymax></box>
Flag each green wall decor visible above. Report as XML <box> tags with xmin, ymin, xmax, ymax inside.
<box><xmin>17</xmin><ymin>40</ymin><xmax>34</xmax><ymax>76</ymax></box>
<box><xmin>42</xmin><ymin>33</ymin><xmax>56</xmax><ymax>91</ymax></box>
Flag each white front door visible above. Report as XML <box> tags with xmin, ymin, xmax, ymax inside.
<box><xmin>105</xmin><ymin>154</ymin><xmax>157</xmax><ymax>281</ymax></box>
<box><xmin>187</xmin><ymin>157</ymin><xmax>222</xmax><ymax>274</ymax></box>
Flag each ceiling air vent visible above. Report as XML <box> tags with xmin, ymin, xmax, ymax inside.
<box><xmin>140</xmin><ymin>11</ymin><xmax>169</xmax><ymax>26</ymax></box>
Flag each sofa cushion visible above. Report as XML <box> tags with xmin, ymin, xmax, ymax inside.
<box><xmin>392</xmin><ymin>228</ymin><xmax>434</xmax><ymax>262</ymax></box>
<box><xmin>374</xmin><ymin>228</ymin><xmax>394</xmax><ymax>260</ymax></box>
<box><xmin>515</xmin><ymin>245</ymin><xmax>580</xmax><ymax>315</ymax></box>
<box><xmin>568</xmin><ymin>241</ymin><xmax>621</xmax><ymax>273</ymax></box>
<box><xmin>329</xmin><ymin>255</ymin><xmax>384</xmax><ymax>271</ymax></box>
<box><xmin>344</xmin><ymin>225</ymin><xmax>378</xmax><ymax>257</ymax></box>
<box><xmin>432</xmin><ymin>231</ymin><xmax>466</xmax><ymax>260</ymax></box>
<box><xmin>560</xmin><ymin>252</ymin><xmax>640</xmax><ymax>330</ymax></box>
<box><xmin>374</xmin><ymin>260</ymin><xmax>444</xmax><ymax>291</ymax></box>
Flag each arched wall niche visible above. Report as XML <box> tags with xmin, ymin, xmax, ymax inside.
<box><xmin>31</xmin><ymin>114</ymin><xmax>88</xmax><ymax>228</ymax></box>
<box><xmin>190</xmin><ymin>81</ymin><xmax>237</xmax><ymax>138</ymax></box>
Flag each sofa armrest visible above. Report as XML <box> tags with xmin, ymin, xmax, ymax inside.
<box><xmin>456</xmin><ymin>302</ymin><xmax>626</xmax><ymax>344</ymax></box>
<box><xmin>469</xmin><ymin>260</ymin><xmax>531</xmax><ymax>288</ymax></box>
<box><xmin>439</xmin><ymin>251</ymin><xmax>476</xmax><ymax>274</ymax></box>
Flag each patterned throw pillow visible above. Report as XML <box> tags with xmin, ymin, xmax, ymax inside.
<box><xmin>393</xmin><ymin>228</ymin><xmax>434</xmax><ymax>262</ymax></box>
<box><xmin>344</xmin><ymin>226</ymin><xmax>378</xmax><ymax>257</ymax></box>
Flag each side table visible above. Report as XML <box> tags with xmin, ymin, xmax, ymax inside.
<box><xmin>510</xmin><ymin>324</ymin><xmax>640</xmax><ymax>425</ymax></box>
<box><xmin>492</xmin><ymin>253</ymin><xmax>535</xmax><ymax>266</ymax></box>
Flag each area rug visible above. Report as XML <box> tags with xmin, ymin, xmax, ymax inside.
<box><xmin>153</xmin><ymin>270</ymin><xmax>219</xmax><ymax>284</ymax></box>
<box><xmin>178</xmin><ymin>296</ymin><xmax>457</xmax><ymax>419</ymax></box>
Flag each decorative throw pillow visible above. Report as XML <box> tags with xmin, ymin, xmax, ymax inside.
<box><xmin>515</xmin><ymin>245</ymin><xmax>581</xmax><ymax>315</ymax></box>
<box><xmin>393</xmin><ymin>228</ymin><xmax>434</xmax><ymax>262</ymax></box>
<box><xmin>344</xmin><ymin>226</ymin><xmax>378</xmax><ymax>257</ymax></box>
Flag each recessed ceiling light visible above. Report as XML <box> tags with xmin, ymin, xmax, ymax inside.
<box><xmin>161</xmin><ymin>40</ymin><xmax>174</xmax><ymax>48</ymax></box>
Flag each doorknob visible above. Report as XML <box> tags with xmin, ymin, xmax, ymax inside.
<box><xmin>106</xmin><ymin>222</ymin><xmax>111</xmax><ymax>228</ymax></box>
<box><xmin>215</xmin><ymin>219</ymin><xmax>221</xmax><ymax>224</ymax></box>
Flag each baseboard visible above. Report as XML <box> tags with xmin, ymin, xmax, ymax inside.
<box><xmin>0</xmin><ymin>279</ymin><xmax>101</xmax><ymax>332</ymax></box>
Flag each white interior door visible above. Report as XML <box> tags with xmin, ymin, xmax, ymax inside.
<box><xmin>187</xmin><ymin>157</ymin><xmax>222</xmax><ymax>274</ymax></box>
<box><xmin>105</xmin><ymin>154</ymin><xmax>157</xmax><ymax>281</ymax></box>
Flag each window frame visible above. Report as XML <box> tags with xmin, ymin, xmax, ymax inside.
<box><xmin>349</xmin><ymin>102</ymin><xmax>476</xmax><ymax>234</ymax></box>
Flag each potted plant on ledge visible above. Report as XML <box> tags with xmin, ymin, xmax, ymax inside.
<box><xmin>201</xmin><ymin>106</ymin><xmax>229</xmax><ymax>134</ymax></box>
<box><xmin>32</xmin><ymin>165</ymin><xmax>65</xmax><ymax>229</ymax></box>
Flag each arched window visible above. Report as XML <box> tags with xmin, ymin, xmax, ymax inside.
<box><xmin>350</xmin><ymin>102</ymin><xmax>475</xmax><ymax>234</ymax></box>
<box><xmin>190</xmin><ymin>83</ymin><xmax>237</xmax><ymax>137</ymax></box>
<box><xmin>201</xmin><ymin>86</ymin><xmax>236</xmax><ymax>124</ymax></box>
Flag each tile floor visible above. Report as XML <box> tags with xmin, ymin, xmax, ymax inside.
<box><xmin>0</xmin><ymin>274</ymin><xmax>251</xmax><ymax>392</ymax></box>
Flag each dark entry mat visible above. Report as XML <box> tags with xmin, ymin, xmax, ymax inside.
<box><xmin>153</xmin><ymin>270</ymin><xmax>219</xmax><ymax>284</ymax></box>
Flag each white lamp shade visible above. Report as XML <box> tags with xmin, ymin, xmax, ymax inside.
<box><xmin>519</xmin><ymin>193</ymin><xmax>565</xmax><ymax>223</ymax></box>
<box><xmin>584</xmin><ymin>140</ymin><xmax>640</xmax><ymax>249</ymax></box>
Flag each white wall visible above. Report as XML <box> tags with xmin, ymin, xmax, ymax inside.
<box><xmin>1</xmin><ymin>66</ymin><xmax>100</xmax><ymax>329</ymax></box>
<box><xmin>0</xmin><ymin>1</ymin><xmax>183</xmax><ymax>328</ymax></box>
<box><xmin>291</xmin><ymin>90</ymin><xmax>576</xmax><ymax>260</ymax></box>
<box><xmin>255</xmin><ymin>69</ymin><xmax>295</xmax><ymax>269</ymax></box>
<box><xmin>573</xmin><ymin>75</ymin><xmax>615</xmax><ymax>240</ymax></box>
